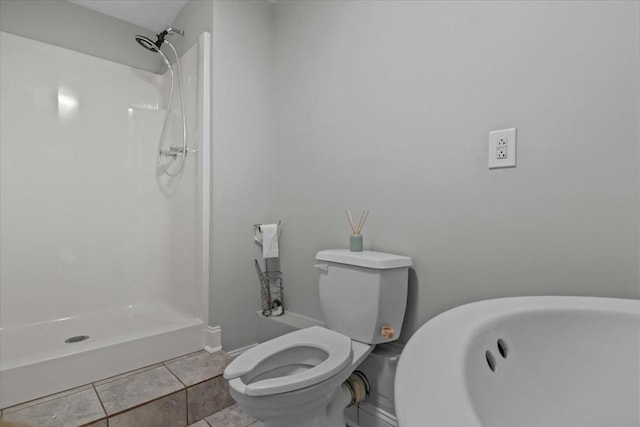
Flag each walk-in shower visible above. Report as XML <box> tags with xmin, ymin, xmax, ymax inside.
<box><xmin>0</xmin><ymin>29</ymin><xmax>211</xmax><ymax>408</ymax></box>
<box><xmin>135</xmin><ymin>27</ymin><xmax>190</xmax><ymax>177</ymax></box>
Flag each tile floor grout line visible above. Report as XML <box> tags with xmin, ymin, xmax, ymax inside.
<box><xmin>93</xmin><ymin>363</ymin><xmax>163</xmax><ymax>387</ymax></box>
<box><xmin>185</xmin><ymin>372</ymin><xmax>225</xmax><ymax>389</ymax></box>
<box><xmin>2</xmin><ymin>387</ymin><xmax>107</xmax><ymax>427</ymax></box>
<box><xmin>164</xmin><ymin>350</ymin><xmax>231</xmax><ymax>388</ymax></box>
<box><xmin>1</xmin><ymin>384</ymin><xmax>93</xmax><ymax>414</ymax></box>
<box><xmin>170</xmin><ymin>349</ymin><xmax>206</xmax><ymax>364</ymax></box>
<box><xmin>91</xmin><ymin>384</ymin><xmax>108</xmax><ymax>420</ymax></box>
<box><xmin>93</xmin><ymin>364</ymin><xmax>186</xmax><ymax>417</ymax></box>
<box><xmin>78</xmin><ymin>416</ymin><xmax>108</xmax><ymax>427</ymax></box>
<box><xmin>185</xmin><ymin>384</ymin><xmax>190</xmax><ymax>425</ymax></box>
<box><xmin>103</xmin><ymin>389</ymin><xmax>185</xmax><ymax>419</ymax></box>
<box><xmin>164</xmin><ymin>361</ymin><xmax>189</xmax><ymax>388</ymax></box>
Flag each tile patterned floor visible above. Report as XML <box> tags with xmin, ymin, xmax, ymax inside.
<box><xmin>1</xmin><ymin>385</ymin><xmax>106</xmax><ymax>427</ymax></box>
<box><xmin>95</xmin><ymin>364</ymin><xmax>184</xmax><ymax>415</ymax></box>
<box><xmin>165</xmin><ymin>351</ymin><xmax>231</xmax><ymax>387</ymax></box>
<box><xmin>205</xmin><ymin>404</ymin><xmax>257</xmax><ymax>426</ymax></box>
<box><xmin>0</xmin><ymin>350</ymin><xmax>242</xmax><ymax>427</ymax></box>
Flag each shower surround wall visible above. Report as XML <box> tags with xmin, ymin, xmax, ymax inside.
<box><xmin>0</xmin><ymin>31</ymin><xmax>210</xmax><ymax>408</ymax></box>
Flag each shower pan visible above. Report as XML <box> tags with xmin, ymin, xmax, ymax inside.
<box><xmin>0</xmin><ymin>30</ymin><xmax>211</xmax><ymax>408</ymax></box>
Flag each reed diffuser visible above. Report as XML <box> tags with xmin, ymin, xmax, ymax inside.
<box><xmin>346</xmin><ymin>209</ymin><xmax>369</xmax><ymax>252</ymax></box>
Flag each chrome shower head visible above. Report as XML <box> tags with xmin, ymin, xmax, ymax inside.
<box><xmin>135</xmin><ymin>35</ymin><xmax>172</xmax><ymax>70</ymax></box>
<box><xmin>135</xmin><ymin>35</ymin><xmax>160</xmax><ymax>52</ymax></box>
<box><xmin>136</xmin><ymin>27</ymin><xmax>184</xmax><ymax>51</ymax></box>
<box><xmin>135</xmin><ymin>27</ymin><xmax>184</xmax><ymax>71</ymax></box>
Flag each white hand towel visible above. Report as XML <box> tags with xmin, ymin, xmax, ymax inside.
<box><xmin>261</xmin><ymin>223</ymin><xmax>279</xmax><ymax>259</ymax></box>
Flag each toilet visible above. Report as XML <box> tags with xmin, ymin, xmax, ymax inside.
<box><xmin>224</xmin><ymin>249</ymin><xmax>412</xmax><ymax>427</ymax></box>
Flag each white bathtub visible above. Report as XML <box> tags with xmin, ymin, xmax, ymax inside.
<box><xmin>0</xmin><ymin>303</ymin><xmax>204</xmax><ymax>408</ymax></box>
<box><xmin>395</xmin><ymin>297</ymin><xmax>640</xmax><ymax>427</ymax></box>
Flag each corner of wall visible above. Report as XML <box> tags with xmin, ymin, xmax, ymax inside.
<box><xmin>0</xmin><ymin>0</ymin><xmax>163</xmax><ymax>73</ymax></box>
<box><xmin>170</xmin><ymin>0</ymin><xmax>213</xmax><ymax>58</ymax></box>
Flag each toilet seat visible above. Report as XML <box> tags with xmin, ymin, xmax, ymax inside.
<box><xmin>224</xmin><ymin>326</ymin><xmax>352</xmax><ymax>396</ymax></box>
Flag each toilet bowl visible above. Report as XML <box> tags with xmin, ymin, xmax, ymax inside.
<box><xmin>225</xmin><ymin>326</ymin><xmax>352</xmax><ymax>396</ymax></box>
<box><xmin>224</xmin><ymin>250</ymin><xmax>412</xmax><ymax>427</ymax></box>
<box><xmin>225</xmin><ymin>326</ymin><xmax>366</xmax><ymax>426</ymax></box>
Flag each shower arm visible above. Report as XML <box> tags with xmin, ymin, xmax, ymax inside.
<box><xmin>164</xmin><ymin>27</ymin><xmax>184</xmax><ymax>36</ymax></box>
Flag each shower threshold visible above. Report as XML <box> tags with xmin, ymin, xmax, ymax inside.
<box><xmin>0</xmin><ymin>303</ymin><xmax>205</xmax><ymax>408</ymax></box>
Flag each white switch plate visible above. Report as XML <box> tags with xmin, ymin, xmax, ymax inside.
<box><xmin>489</xmin><ymin>128</ymin><xmax>516</xmax><ymax>169</ymax></box>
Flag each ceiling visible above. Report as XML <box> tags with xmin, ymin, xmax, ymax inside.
<box><xmin>68</xmin><ymin>0</ymin><xmax>189</xmax><ymax>33</ymax></box>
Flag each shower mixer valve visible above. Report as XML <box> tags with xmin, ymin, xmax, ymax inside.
<box><xmin>160</xmin><ymin>145</ymin><xmax>197</xmax><ymax>159</ymax></box>
<box><xmin>160</xmin><ymin>145</ymin><xmax>186</xmax><ymax>159</ymax></box>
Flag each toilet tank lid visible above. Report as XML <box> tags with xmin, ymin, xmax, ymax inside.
<box><xmin>316</xmin><ymin>249</ymin><xmax>412</xmax><ymax>269</ymax></box>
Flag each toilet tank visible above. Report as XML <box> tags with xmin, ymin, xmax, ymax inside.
<box><xmin>315</xmin><ymin>250</ymin><xmax>412</xmax><ymax>345</ymax></box>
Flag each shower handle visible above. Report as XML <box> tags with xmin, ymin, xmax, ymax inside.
<box><xmin>159</xmin><ymin>145</ymin><xmax>198</xmax><ymax>159</ymax></box>
<box><xmin>160</xmin><ymin>145</ymin><xmax>186</xmax><ymax>159</ymax></box>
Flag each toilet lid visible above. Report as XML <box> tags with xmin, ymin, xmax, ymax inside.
<box><xmin>224</xmin><ymin>326</ymin><xmax>352</xmax><ymax>396</ymax></box>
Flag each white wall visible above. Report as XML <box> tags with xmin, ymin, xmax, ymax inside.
<box><xmin>170</xmin><ymin>0</ymin><xmax>216</xmax><ymax>330</ymax></box>
<box><xmin>211</xmin><ymin>0</ymin><xmax>275</xmax><ymax>350</ymax></box>
<box><xmin>273</xmin><ymin>0</ymin><xmax>640</xmax><ymax>343</ymax></box>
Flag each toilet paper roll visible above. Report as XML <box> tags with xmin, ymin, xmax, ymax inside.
<box><xmin>261</xmin><ymin>223</ymin><xmax>279</xmax><ymax>259</ymax></box>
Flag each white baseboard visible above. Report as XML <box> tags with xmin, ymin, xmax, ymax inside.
<box><xmin>354</xmin><ymin>402</ymin><xmax>398</xmax><ymax>427</ymax></box>
<box><xmin>204</xmin><ymin>325</ymin><xmax>222</xmax><ymax>353</ymax></box>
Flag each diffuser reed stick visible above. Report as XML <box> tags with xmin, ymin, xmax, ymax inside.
<box><xmin>356</xmin><ymin>209</ymin><xmax>369</xmax><ymax>234</ymax></box>
<box><xmin>345</xmin><ymin>209</ymin><xmax>369</xmax><ymax>235</ymax></box>
<box><xmin>346</xmin><ymin>210</ymin><xmax>356</xmax><ymax>234</ymax></box>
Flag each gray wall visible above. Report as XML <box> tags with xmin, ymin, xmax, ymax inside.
<box><xmin>0</xmin><ymin>0</ymin><xmax>163</xmax><ymax>73</ymax></box>
<box><xmin>170</xmin><ymin>0</ymin><xmax>213</xmax><ymax>58</ymax></box>
<box><xmin>273</xmin><ymin>0</ymin><xmax>640</xmax><ymax>343</ymax></box>
<box><xmin>211</xmin><ymin>0</ymin><xmax>275</xmax><ymax>350</ymax></box>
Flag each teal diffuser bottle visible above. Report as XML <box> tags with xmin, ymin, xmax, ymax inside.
<box><xmin>346</xmin><ymin>209</ymin><xmax>368</xmax><ymax>252</ymax></box>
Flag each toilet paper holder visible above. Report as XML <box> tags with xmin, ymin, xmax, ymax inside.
<box><xmin>254</xmin><ymin>259</ymin><xmax>284</xmax><ymax>317</ymax></box>
<box><xmin>253</xmin><ymin>220</ymin><xmax>281</xmax><ymax>234</ymax></box>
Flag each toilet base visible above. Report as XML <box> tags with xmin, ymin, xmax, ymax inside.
<box><xmin>253</xmin><ymin>383</ymin><xmax>352</xmax><ymax>427</ymax></box>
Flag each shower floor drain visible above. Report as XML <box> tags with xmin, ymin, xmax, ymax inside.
<box><xmin>65</xmin><ymin>335</ymin><xmax>90</xmax><ymax>343</ymax></box>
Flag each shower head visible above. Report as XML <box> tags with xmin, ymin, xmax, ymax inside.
<box><xmin>135</xmin><ymin>35</ymin><xmax>172</xmax><ymax>69</ymax></box>
<box><xmin>135</xmin><ymin>27</ymin><xmax>184</xmax><ymax>70</ymax></box>
<box><xmin>135</xmin><ymin>27</ymin><xmax>184</xmax><ymax>51</ymax></box>
<box><xmin>135</xmin><ymin>35</ymin><xmax>160</xmax><ymax>52</ymax></box>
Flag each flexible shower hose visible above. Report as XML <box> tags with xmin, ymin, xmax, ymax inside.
<box><xmin>157</xmin><ymin>41</ymin><xmax>188</xmax><ymax>177</ymax></box>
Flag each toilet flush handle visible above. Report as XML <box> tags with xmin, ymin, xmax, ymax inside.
<box><xmin>380</xmin><ymin>326</ymin><xmax>394</xmax><ymax>339</ymax></box>
<box><xmin>314</xmin><ymin>264</ymin><xmax>329</xmax><ymax>273</ymax></box>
